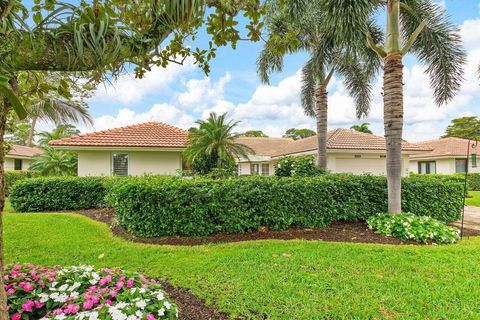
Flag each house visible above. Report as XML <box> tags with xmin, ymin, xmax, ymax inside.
<box><xmin>409</xmin><ymin>137</ymin><xmax>480</xmax><ymax>174</ymax></box>
<box><xmin>49</xmin><ymin>122</ymin><xmax>188</xmax><ymax>176</ymax></box>
<box><xmin>5</xmin><ymin>145</ymin><xmax>43</xmax><ymax>171</ymax></box>
<box><xmin>237</xmin><ymin>129</ymin><xmax>430</xmax><ymax>176</ymax></box>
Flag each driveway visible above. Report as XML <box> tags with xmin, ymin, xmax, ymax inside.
<box><xmin>452</xmin><ymin>206</ymin><xmax>480</xmax><ymax>231</ymax></box>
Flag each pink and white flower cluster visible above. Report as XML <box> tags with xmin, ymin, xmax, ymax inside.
<box><xmin>4</xmin><ymin>264</ymin><xmax>177</xmax><ymax>320</ymax></box>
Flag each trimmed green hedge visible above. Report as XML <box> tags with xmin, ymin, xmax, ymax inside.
<box><xmin>10</xmin><ymin>177</ymin><xmax>109</xmax><ymax>212</ymax></box>
<box><xmin>107</xmin><ymin>175</ymin><xmax>464</xmax><ymax>237</ymax></box>
<box><xmin>5</xmin><ymin>170</ymin><xmax>40</xmax><ymax>196</ymax></box>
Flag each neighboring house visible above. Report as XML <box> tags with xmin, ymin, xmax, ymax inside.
<box><xmin>5</xmin><ymin>145</ymin><xmax>43</xmax><ymax>171</ymax></box>
<box><xmin>238</xmin><ymin>129</ymin><xmax>430</xmax><ymax>176</ymax></box>
<box><xmin>49</xmin><ymin>122</ymin><xmax>188</xmax><ymax>176</ymax></box>
<box><xmin>409</xmin><ymin>137</ymin><xmax>480</xmax><ymax>174</ymax></box>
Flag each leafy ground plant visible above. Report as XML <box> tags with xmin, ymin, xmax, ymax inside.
<box><xmin>367</xmin><ymin>213</ymin><xmax>459</xmax><ymax>244</ymax></box>
<box><xmin>5</xmin><ymin>264</ymin><xmax>177</xmax><ymax>320</ymax></box>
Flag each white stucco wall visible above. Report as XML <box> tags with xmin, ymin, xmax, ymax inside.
<box><xmin>326</xmin><ymin>153</ymin><xmax>410</xmax><ymax>177</ymax></box>
<box><xmin>77</xmin><ymin>150</ymin><xmax>182</xmax><ymax>176</ymax></box>
<box><xmin>238</xmin><ymin>161</ymin><xmax>276</xmax><ymax>176</ymax></box>
<box><xmin>4</xmin><ymin>158</ymin><xmax>32</xmax><ymax>171</ymax></box>
<box><xmin>410</xmin><ymin>158</ymin><xmax>480</xmax><ymax>174</ymax></box>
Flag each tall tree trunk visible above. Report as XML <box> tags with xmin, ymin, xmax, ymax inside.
<box><xmin>27</xmin><ymin>116</ymin><xmax>37</xmax><ymax>147</ymax></box>
<box><xmin>0</xmin><ymin>78</ymin><xmax>15</xmax><ymax>320</ymax></box>
<box><xmin>315</xmin><ymin>85</ymin><xmax>328</xmax><ymax>169</ymax></box>
<box><xmin>383</xmin><ymin>53</ymin><xmax>403</xmax><ymax>214</ymax></box>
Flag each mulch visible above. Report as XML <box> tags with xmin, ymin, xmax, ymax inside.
<box><xmin>74</xmin><ymin>207</ymin><xmax>478</xmax><ymax>246</ymax></box>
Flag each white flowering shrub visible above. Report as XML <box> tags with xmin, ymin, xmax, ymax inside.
<box><xmin>367</xmin><ymin>213</ymin><xmax>460</xmax><ymax>244</ymax></box>
<box><xmin>4</xmin><ymin>264</ymin><xmax>177</xmax><ymax>320</ymax></box>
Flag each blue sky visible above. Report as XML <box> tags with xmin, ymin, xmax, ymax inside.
<box><xmin>38</xmin><ymin>0</ymin><xmax>480</xmax><ymax>142</ymax></box>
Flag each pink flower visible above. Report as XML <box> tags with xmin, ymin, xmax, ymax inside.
<box><xmin>147</xmin><ymin>314</ymin><xmax>155</xmax><ymax>320</ymax></box>
<box><xmin>22</xmin><ymin>283</ymin><xmax>34</xmax><ymax>292</ymax></box>
<box><xmin>99</xmin><ymin>288</ymin><xmax>107</xmax><ymax>294</ymax></box>
<box><xmin>64</xmin><ymin>304</ymin><xmax>80</xmax><ymax>315</ymax></box>
<box><xmin>13</xmin><ymin>265</ymin><xmax>22</xmax><ymax>271</ymax></box>
<box><xmin>91</xmin><ymin>295</ymin><xmax>100</xmax><ymax>304</ymax></box>
<box><xmin>88</xmin><ymin>286</ymin><xmax>97</xmax><ymax>292</ymax></box>
<box><xmin>116</xmin><ymin>281</ymin><xmax>124</xmax><ymax>290</ymax></box>
<box><xmin>10</xmin><ymin>271</ymin><xmax>19</xmax><ymax>278</ymax></box>
<box><xmin>11</xmin><ymin>313</ymin><xmax>21</xmax><ymax>320</ymax></box>
<box><xmin>6</xmin><ymin>288</ymin><xmax>15</xmax><ymax>296</ymax></box>
<box><xmin>3</xmin><ymin>275</ymin><xmax>8</xmax><ymax>281</ymax></box>
<box><xmin>53</xmin><ymin>308</ymin><xmax>63</xmax><ymax>315</ymax></box>
<box><xmin>47</xmin><ymin>276</ymin><xmax>55</xmax><ymax>282</ymax></box>
<box><xmin>99</xmin><ymin>275</ymin><xmax>112</xmax><ymax>286</ymax></box>
<box><xmin>34</xmin><ymin>301</ymin><xmax>44</xmax><ymax>309</ymax></box>
<box><xmin>105</xmin><ymin>299</ymin><xmax>113</xmax><ymax>306</ymax></box>
<box><xmin>21</xmin><ymin>300</ymin><xmax>34</xmax><ymax>312</ymax></box>
<box><xmin>83</xmin><ymin>300</ymin><xmax>94</xmax><ymax>310</ymax></box>
<box><xmin>126</xmin><ymin>278</ymin><xmax>134</xmax><ymax>288</ymax></box>
<box><xmin>103</xmin><ymin>268</ymin><xmax>113</xmax><ymax>274</ymax></box>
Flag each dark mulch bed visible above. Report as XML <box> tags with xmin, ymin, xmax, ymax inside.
<box><xmin>75</xmin><ymin>208</ymin><xmax>447</xmax><ymax>246</ymax></box>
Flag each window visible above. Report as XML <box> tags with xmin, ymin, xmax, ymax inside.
<box><xmin>250</xmin><ymin>164</ymin><xmax>259</xmax><ymax>175</ymax></box>
<box><xmin>455</xmin><ymin>159</ymin><xmax>467</xmax><ymax>173</ymax></box>
<box><xmin>112</xmin><ymin>153</ymin><xmax>129</xmax><ymax>176</ymax></box>
<box><xmin>261</xmin><ymin>163</ymin><xmax>269</xmax><ymax>176</ymax></box>
<box><xmin>418</xmin><ymin>161</ymin><xmax>436</xmax><ymax>174</ymax></box>
<box><xmin>14</xmin><ymin>159</ymin><xmax>22</xmax><ymax>171</ymax></box>
<box><xmin>472</xmin><ymin>154</ymin><xmax>477</xmax><ymax>168</ymax></box>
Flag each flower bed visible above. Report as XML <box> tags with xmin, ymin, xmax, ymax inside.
<box><xmin>367</xmin><ymin>213</ymin><xmax>460</xmax><ymax>244</ymax></box>
<box><xmin>5</xmin><ymin>264</ymin><xmax>177</xmax><ymax>319</ymax></box>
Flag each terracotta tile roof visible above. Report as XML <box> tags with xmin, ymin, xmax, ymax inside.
<box><xmin>273</xmin><ymin>128</ymin><xmax>430</xmax><ymax>157</ymax></box>
<box><xmin>49</xmin><ymin>122</ymin><xmax>188</xmax><ymax>148</ymax></box>
<box><xmin>7</xmin><ymin>145</ymin><xmax>44</xmax><ymax>158</ymax></box>
<box><xmin>235</xmin><ymin>137</ymin><xmax>294</xmax><ymax>156</ymax></box>
<box><xmin>411</xmin><ymin>137</ymin><xmax>474</xmax><ymax>159</ymax></box>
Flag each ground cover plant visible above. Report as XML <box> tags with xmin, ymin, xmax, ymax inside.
<box><xmin>367</xmin><ymin>213</ymin><xmax>460</xmax><ymax>244</ymax></box>
<box><xmin>5</xmin><ymin>207</ymin><xmax>480</xmax><ymax>319</ymax></box>
<box><xmin>5</xmin><ymin>264</ymin><xmax>176</xmax><ymax>319</ymax></box>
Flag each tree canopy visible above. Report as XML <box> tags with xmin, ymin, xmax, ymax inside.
<box><xmin>283</xmin><ymin>128</ymin><xmax>315</xmax><ymax>140</ymax></box>
<box><xmin>242</xmin><ymin>130</ymin><xmax>268</xmax><ymax>137</ymax></box>
<box><xmin>443</xmin><ymin>116</ymin><xmax>480</xmax><ymax>140</ymax></box>
<box><xmin>351</xmin><ymin>122</ymin><xmax>373</xmax><ymax>134</ymax></box>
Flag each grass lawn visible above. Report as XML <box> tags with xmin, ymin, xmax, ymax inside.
<box><xmin>466</xmin><ymin>191</ymin><xmax>480</xmax><ymax>207</ymax></box>
<box><xmin>5</xmin><ymin>208</ymin><xmax>480</xmax><ymax>319</ymax></box>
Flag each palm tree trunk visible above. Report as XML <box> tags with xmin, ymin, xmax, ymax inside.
<box><xmin>383</xmin><ymin>53</ymin><xmax>404</xmax><ymax>214</ymax></box>
<box><xmin>315</xmin><ymin>85</ymin><xmax>328</xmax><ymax>168</ymax></box>
<box><xmin>0</xmin><ymin>79</ymin><xmax>15</xmax><ymax>320</ymax></box>
<box><xmin>27</xmin><ymin>116</ymin><xmax>37</xmax><ymax>147</ymax></box>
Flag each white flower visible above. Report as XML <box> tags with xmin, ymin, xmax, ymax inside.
<box><xmin>88</xmin><ymin>311</ymin><xmax>99</xmax><ymax>320</ymax></box>
<box><xmin>69</xmin><ymin>282</ymin><xmax>81</xmax><ymax>291</ymax></box>
<box><xmin>156</xmin><ymin>292</ymin><xmax>165</xmax><ymax>301</ymax></box>
<box><xmin>164</xmin><ymin>301</ymin><xmax>171</xmax><ymax>309</ymax></box>
<box><xmin>55</xmin><ymin>315</ymin><xmax>66</xmax><ymax>320</ymax></box>
<box><xmin>139</xmin><ymin>288</ymin><xmax>146</xmax><ymax>294</ymax></box>
<box><xmin>116</xmin><ymin>302</ymin><xmax>127</xmax><ymax>309</ymax></box>
<box><xmin>158</xmin><ymin>308</ymin><xmax>165</xmax><ymax>316</ymax></box>
<box><xmin>38</xmin><ymin>293</ymin><xmax>49</xmax><ymax>303</ymax></box>
<box><xmin>135</xmin><ymin>300</ymin><xmax>147</xmax><ymax>309</ymax></box>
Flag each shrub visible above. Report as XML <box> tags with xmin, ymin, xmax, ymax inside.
<box><xmin>4</xmin><ymin>170</ymin><xmax>40</xmax><ymax>196</ymax></box>
<box><xmin>367</xmin><ymin>213</ymin><xmax>460</xmax><ymax>244</ymax></box>
<box><xmin>10</xmin><ymin>176</ymin><xmax>109</xmax><ymax>212</ymax></box>
<box><xmin>107</xmin><ymin>175</ymin><xmax>463</xmax><ymax>237</ymax></box>
<box><xmin>5</xmin><ymin>264</ymin><xmax>177</xmax><ymax>320</ymax></box>
<box><xmin>275</xmin><ymin>155</ymin><xmax>326</xmax><ymax>177</ymax></box>
<box><xmin>463</xmin><ymin>173</ymin><xmax>480</xmax><ymax>191</ymax></box>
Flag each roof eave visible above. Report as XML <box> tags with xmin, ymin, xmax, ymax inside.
<box><xmin>50</xmin><ymin>145</ymin><xmax>186</xmax><ymax>152</ymax></box>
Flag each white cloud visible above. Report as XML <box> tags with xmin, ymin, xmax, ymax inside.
<box><xmin>91</xmin><ymin>59</ymin><xmax>196</xmax><ymax>104</ymax></box>
<box><xmin>177</xmin><ymin>73</ymin><xmax>231</xmax><ymax>110</ymax></box>
<box><xmin>90</xmin><ymin>104</ymin><xmax>195</xmax><ymax>132</ymax></box>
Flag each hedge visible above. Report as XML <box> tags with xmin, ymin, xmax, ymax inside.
<box><xmin>107</xmin><ymin>175</ymin><xmax>464</xmax><ymax>237</ymax></box>
<box><xmin>5</xmin><ymin>170</ymin><xmax>40</xmax><ymax>196</ymax></box>
<box><xmin>410</xmin><ymin>173</ymin><xmax>480</xmax><ymax>191</ymax></box>
<box><xmin>10</xmin><ymin>177</ymin><xmax>110</xmax><ymax>212</ymax></box>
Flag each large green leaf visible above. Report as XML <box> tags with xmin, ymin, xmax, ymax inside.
<box><xmin>0</xmin><ymin>80</ymin><xmax>27</xmax><ymax>120</ymax></box>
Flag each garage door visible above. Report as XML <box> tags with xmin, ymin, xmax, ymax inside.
<box><xmin>334</xmin><ymin>158</ymin><xmax>387</xmax><ymax>175</ymax></box>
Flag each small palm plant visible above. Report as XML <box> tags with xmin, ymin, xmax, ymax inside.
<box><xmin>351</xmin><ymin>122</ymin><xmax>373</xmax><ymax>134</ymax></box>
<box><xmin>37</xmin><ymin>124</ymin><xmax>80</xmax><ymax>146</ymax></box>
<box><xmin>257</xmin><ymin>0</ymin><xmax>382</xmax><ymax>169</ymax></box>
<box><xmin>30</xmin><ymin>147</ymin><xmax>77</xmax><ymax>176</ymax></box>
<box><xmin>184</xmin><ymin>112</ymin><xmax>254</xmax><ymax>171</ymax></box>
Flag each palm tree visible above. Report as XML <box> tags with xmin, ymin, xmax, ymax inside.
<box><xmin>25</xmin><ymin>99</ymin><xmax>93</xmax><ymax>147</ymax></box>
<box><xmin>257</xmin><ymin>0</ymin><xmax>382</xmax><ymax>169</ymax></box>
<box><xmin>37</xmin><ymin>124</ymin><xmax>80</xmax><ymax>146</ymax></box>
<box><xmin>306</xmin><ymin>0</ymin><xmax>466</xmax><ymax>213</ymax></box>
<box><xmin>184</xmin><ymin>112</ymin><xmax>254</xmax><ymax>169</ymax></box>
<box><xmin>351</xmin><ymin>122</ymin><xmax>373</xmax><ymax>134</ymax></box>
<box><xmin>30</xmin><ymin>147</ymin><xmax>77</xmax><ymax>176</ymax></box>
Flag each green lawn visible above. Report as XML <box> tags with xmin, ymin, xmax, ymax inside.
<box><xmin>5</xmin><ymin>209</ymin><xmax>480</xmax><ymax>319</ymax></box>
<box><xmin>466</xmin><ymin>191</ymin><xmax>480</xmax><ymax>207</ymax></box>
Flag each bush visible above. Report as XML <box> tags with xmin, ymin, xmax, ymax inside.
<box><xmin>107</xmin><ymin>175</ymin><xmax>464</xmax><ymax>237</ymax></box>
<box><xmin>367</xmin><ymin>213</ymin><xmax>460</xmax><ymax>244</ymax></box>
<box><xmin>463</xmin><ymin>173</ymin><xmax>480</xmax><ymax>191</ymax></box>
<box><xmin>4</xmin><ymin>170</ymin><xmax>40</xmax><ymax>196</ymax></box>
<box><xmin>275</xmin><ymin>155</ymin><xmax>326</xmax><ymax>177</ymax></box>
<box><xmin>5</xmin><ymin>264</ymin><xmax>177</xmax><ymax>320</ymax></box>
<box><xmin>10</xmin><ymin>176</ymin><xmax>110</xmax><ymax>212</ymax></box>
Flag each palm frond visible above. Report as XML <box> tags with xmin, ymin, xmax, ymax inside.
<box><xmin>300</xmin><ymin>58</ymin><xmax>321</xmax><ymax>118</ymax></box>
<box><xmin>28</xmin><ymin>98</ymin><xmax>93</xmax><ymax>127</ymax></box>
<box><xmin>400</xmin><ymin>0</ymin><xmax>466</xmax><ymax>106</ymax></box>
